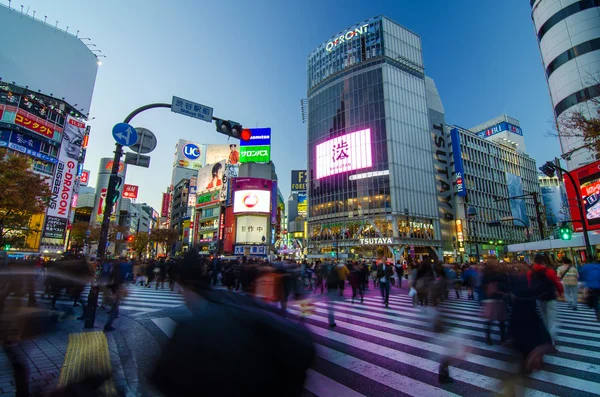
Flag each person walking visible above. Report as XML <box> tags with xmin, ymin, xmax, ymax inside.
<box><xmin>481</xmin><ymin>258</ymin><xmax>508</xmax><ymax>345</ymax></box>
<box><xmin>104</xmin><ymin>260</ymin><xmax>125</xmax><ymax>332</ymax></box>
<box><xmin>325</xmin><ymin>261</ymin><xmax>340</xmax><ymax>328</ymax></box>
<box><xmin>557</xmin><ymin>257</ymin><xmax>579</xmax><ymax>311</ymax></box>
<box><xmin>579</xmin><ymin>261</ymin><xmax>600</xmax><ymax>321</ymax></box>
<box><xmin>335</xmin><ymin>261</ymin><xmax>350</xmax><ymax>297</ymax></box>
<box><xmin>378</xmin><ymin>261</ymin><xmax>394</xmax><ymax>307</ymax></box>
<box><xmin>395</xmin><ymin>261</ymin><xmax>404</xmax><ymax>289</ymax></box>
<box><xmin>348</xmin><ymin>263</ymin><xmax>364</xmax><ymax>304</ymax></box>
<box><xmin>527</xmin><ymin>253</ymin><xmax>563</xmax><ymax>344</ymax></box>
<box><xmin>416</xmin><ymin>261</ymin><xmax>434</xmax><ymax>306</ymax></box>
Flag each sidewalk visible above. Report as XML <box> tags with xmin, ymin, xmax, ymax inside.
<box><xmin>0</xmin><ymin>305</ymin><xmax>132</xmax><ymax>396</ymax></box>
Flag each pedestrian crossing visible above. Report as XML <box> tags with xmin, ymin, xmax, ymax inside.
<box><xmin>144</xmin><ymin>287</ymin><xmax>600</xmax><ymax>396</ymax></box>
<box><xmin>34</xmin><ymin>284</ymin><xmax>186</xmax><ymax>316</ymax></box>
<box><xmin>285</xmin><ymin>290</ymin><xmax>600</xmax><ymax>397</ymax></box>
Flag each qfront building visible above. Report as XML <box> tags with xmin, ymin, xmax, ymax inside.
<box><xmin>531</xmin><ymin>0</ymin><xmax>600</xmax><ymax>170</ymax></box>
<box><xmin>306</xmin><ymin>16</ymin><xmax>443</xmax><ymax>260</ymax></box>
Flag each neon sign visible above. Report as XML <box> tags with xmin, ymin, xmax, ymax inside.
<box><xmin>325</xmin><ymin>24</ymin><xmax>369</xmax><ymax>52</ymax></box>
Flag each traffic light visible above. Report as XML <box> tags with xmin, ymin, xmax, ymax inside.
<box><xmin>3</xmin><ymin>244</ymin><xmax>10</xmax><ymax>251</ymax></box>
<box><xmin>393</xmin><ymin>248</ymin><xmax>397</xmax><ymax>255</ymax></box>
<box><xmin>559</xmin><ymin>223</ymin><xmax>572</xmax><ymax>240</ymax></box>
<box><xmin>214</xmin><ymin>118</ymin><xmax>251</xmax><ymax>141</ymax></box>
<box><xmin>331</xmin><ymin>251</ymin><xmax>335</xmax><ymax>257</ymax></box>
<box><xmin>109</xmin><ymin>174</ymin><xmax>123</xmax><ymax>205</ymax></box>
<box><xmin>127</xmin><ymin>235</ymin><xmax>134</xmax><ymax>242</ymax></box>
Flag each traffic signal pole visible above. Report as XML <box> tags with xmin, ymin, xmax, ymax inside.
<box><xmin>84</xmin><ymin>103</ymin><xmax>171</xmax><ymax>328</ymax></box>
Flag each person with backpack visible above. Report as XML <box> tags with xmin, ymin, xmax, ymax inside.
<box><xmin>325</xmin><ymin>261</ymin><xmax>341</xmax><ymax>328</ymax></box>
<box><xmin>557</xmin><ymin>257</ymin><xmax>579</xmax><ymax>311</ymax></box>
<box><xmin>527</xmin><ymin>253</ymin><xmax>563</xmax><ymax>344</ymax></box>
<box><xmin>378</xmin><ymin>261</ymin><xmax>394</xmax><ymax>307</ymax></box>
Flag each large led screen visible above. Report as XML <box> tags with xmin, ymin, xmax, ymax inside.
<box><xmin>233</xmin><ymin>189</ymin><xmax>271</xmax><ymax>214</ymax></box>
<box><xmin>563</xmin><ymin>160</ymin><xmax>600</xmax><ymax>232</ymax></box>
<box><xmin>315</xmin><ymin>128</ymin><xmax>372</xmax><ymax>179</ymax></box>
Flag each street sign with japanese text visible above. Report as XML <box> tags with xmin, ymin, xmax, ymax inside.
<box><xmin>171</xmin><ymin>96</ymin><xmax>213</xmax><ymax>122</ymax></box>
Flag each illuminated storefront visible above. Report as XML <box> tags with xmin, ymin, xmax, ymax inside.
<box><xmin>306</xmin><ymin>16</ymin><xmax>442</xmax><ymax>260</ymax></box>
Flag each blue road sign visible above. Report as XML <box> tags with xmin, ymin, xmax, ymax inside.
<box><xmin>112</xmin><ymin>123</ymin><xmax>138</xmax><ymax>146</ymax></box>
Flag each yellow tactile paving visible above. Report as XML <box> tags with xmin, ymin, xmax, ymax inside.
<box><xmin>57</xmin><ymin>331</ymin><xmax>118</xmax><ymax>396</ymax></box>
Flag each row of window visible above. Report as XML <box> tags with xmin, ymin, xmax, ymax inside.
<box><xmin>546</xmin><ymin>38</ymin><xmax>600</xmax><ymax>78</ymax></box>
<box><xmin>555</xmin><ymin>83</ymin><xmax>600</xmax><ymax>117</ymax></box>
<box><xmin>536</xmin><ymin>0</ymin><xmax>600</xmax><ymax>42</ymax></box>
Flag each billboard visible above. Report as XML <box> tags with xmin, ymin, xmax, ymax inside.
<box><xmin>234</xmin><ymin>190</ymin><xmax>271</xmax><ymax>214</ymax></box>
<box><xmin>315</xmin><ymin>128</ymin><xmax>372</xmax><ymax>179</ymax></box>
<box><xmin>0</xmin><ymin>7</ymin><xmax>98</xmax><ymax>115</ymax></box>
<box><xmin>291</xmin><ymin>170</ymin><xmax>307</xmax><ymax>191</ymax></box>
<box><xmin>235</xmin><ymin>215</ymin><xmax>269</xmax><ymax>244</ymax></box>
<box><xmin>43</xmin><ymin>115</ymin><xmax>85</xmax><ymax>239</ymax></box>
<box><xmin>196</xmin><ymin>190</ymin><xmax>221</xmax><ymax>208</ymax></box>
<box><xmin>298</xmin><ymin>192</ymin><xmax>308</xmax><ymax>216</ymax></box>
<box><xmin>476</xmin><ymin>121</ymin><xmax>523</xmax><ymax>139</ymax></box>
<box><xmin>233</xmin><ymin>178</ymin><xmax>272</xmax><ymax>191</ymax></box>
<box><xmin>223</xmin><ymin>206</ymin><xmax>235</xmax><ymax>253</ymax></box>
<box><xmin>205</xmin><ymin>144</ymin><xmax>240</xmax><ymax>165</ymax></box>
<box><xmin>161</xmin><ymin>193</ymin><xmax>171</xmax><ymax>217</ymax></box>
<box><xmin>6</xmin><ymin>130</ymin><xmax>58</xmax><ymax>163</ymax></box>
<box><xmin>240</xmin><ymin>128</ymin><xmax>271</xmax><ymax>147</ymax></box>
<box><xmin>173</xmin><ymin>139</ymin><xmax>206</xmax><ymax>170</ymax></box>
<box><xmin>240</xmin><ymin>145</ymin><xmax>271</xmax><ymax>163</ymax></box>
<box><xmin>80</xmin><ymin>170</ymin><xmax>90</xmax><ymax>186</ymax></box>
<box><xmin>197</xmin><ymin>160</ymin><xmax>226</xmax><ymax>194</ymax></box>
<box><xmin>123</xmin><ymin>184</ymin><xmax>139</xmax><ymax>199</ymax></box>
<box><xmin>505</xmin><ymin>173</ymin><xmax>529</xmax><ymax>227</ymax></box>
<box><xmin>564</xmin><ymin>160</ymin><xmax>600</xmax><ymax>231</ymax></box>
<box><xmin>541</xmin><ymin>185</ymin><xmax>568</xmax><ymax>227</ymax></box>
<box><xmin>450</xmin><ymin>128</ymin><xmax>467</xmax><ymax>197</ymax></box>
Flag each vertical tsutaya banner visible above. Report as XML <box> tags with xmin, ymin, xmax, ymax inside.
<box><xmin>43</xmin><ymin>115</ymin><xmax>85</xmax><ymax>239</ymax></box>
<box><xmin>450</xmin><ymin>128</ymin><xmax>466</xmax><ymax>197</ymax></box>
<box><xmin>505</xmin><ymin>173</ymin><xmax>529</xmax><ymax>227</ymax></box>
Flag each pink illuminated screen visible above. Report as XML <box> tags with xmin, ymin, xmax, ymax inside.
<box><xmin>315</xmin><ymin>128</ymin><xmax>372</xmax><ymax>179</ymax></box>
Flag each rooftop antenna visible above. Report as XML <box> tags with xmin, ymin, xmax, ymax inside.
<box><xmin>25</xmin><ymin>5</ymin><xmax>29</xmax><ymax>15</ymax></box>
<box><xmin>76</xmin><ymin>30</ymin><xmax>79</xmax><ymax>37</ymax></box>
<box><xmin>55</xmin><ymin>20</ymin><xmax>59</xmax><ymax>29</ymax></box>
<box><xmin>66</xmin><ymin>26</ymin><xmax>69</xmax><ymax>33</ymax></box>
<box><xmin>7</xmin><ymin>0</ymin><xmax>11</xmax><ymax>10</ymax></box>
<box><xmin>44</xmin><ymin>15</ymin><xmax>47</xmax><ymax>23</ymax></box>
<box><xmin>32</xmin><ymin>11</ymin><xmax>35</xmax><ymax>18</ymax></box>
<box><xmin>20</xmin><ymin>5</ymin><xmax>23</xmax><ymax>13</ymax></box>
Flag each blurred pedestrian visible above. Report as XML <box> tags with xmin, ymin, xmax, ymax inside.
<box><xmin>416</xmin><ymin>261</ymin><xmax>433</xmax><ymax>306</ymax></box>
<box><xmin>326</xmin><ymin>262</ymin><xmax>340</xmax><ymax>328</ymax></box>
<box><xmin>335</xmin><ymin>261</ymin><xmax>350</xmax><ymax>296</ymax></box>
<box><xmin>348</xmin><ymin>263</ymin><xmax>364</xmax><ymax>304</ymax></box>
<box><xmin>104</xmin><ymin>260</ymin><xmax>125</xmax><ymax>332</ymax></box>
<box><xmin>557</xmin><ymin>257</ymin><xmax>579</xmax><ymax>311</ymax></box>
<box><xmin>481</xmin><ymin>258</ymin><xmax>508</xmax><ymax>344</ymax></box>
<box><xmin>395</xmin><ymin>261</ymin><xmax>404</xmax><ymax>288</ymax></box>
<box><xmin>378</xmin><ymin>261</ymin><xmax>394</xmax><ymax>307</ymax></box>
<box><xmin>528</xmin><ymin>253</ymin><xmax>563</xmax><ymax>344</ymax></box>
<box><xmin>579</xmin><ymin>261</ymin><xmax>600</xmax><ymax>321</ymax></box>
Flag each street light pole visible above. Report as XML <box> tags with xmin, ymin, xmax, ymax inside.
<box><xmin>467</xmin><ymin>206</ymin><xmax>480</xmax><ymax>263</ymax></box>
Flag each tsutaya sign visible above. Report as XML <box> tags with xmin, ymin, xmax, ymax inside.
<box><xmin>325</xmin><ymin>24</ymin><xmax>369</xmax><ymax>52</ymax></box>
<box><xmin>359</xmin><ymin>237</ymin><xmax>392</xmax><ymax>245</ymax></box>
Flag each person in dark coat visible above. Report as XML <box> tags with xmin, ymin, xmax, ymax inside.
<box><xmin>415</xmin><ymin>261</ymin><xmax>434</xmax><ymax>306</ymax></box>
<box><xmin>481</xmin><ymin>258</ymin><xmax>509</xmax><ymax>344</ymax></box>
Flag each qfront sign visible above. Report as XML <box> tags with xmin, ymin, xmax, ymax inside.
<box><xmin>359</xmin><ymin>237</ymin><xmax>392</xmax><ymax>245</ymax></box>
<box><xmin>325</xmin><ymin>24</ymin><xmax>369</xmax><ymax>52</ymax></box>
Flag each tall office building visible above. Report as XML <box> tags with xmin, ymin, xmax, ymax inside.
<box><xmin>306</xmin><ymin>16</ymin><xmax>442</xmax><ymax>260</ymax></box>
<box><xmin>531</xmin><ymin>0</ymin><xmax>600</xmax><ymax>169</ymax></box>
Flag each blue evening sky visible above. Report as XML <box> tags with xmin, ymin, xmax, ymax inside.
<box><xmin>9</xmin><ymin>0</ymin><xmax>557</xmax><ymax>211</ymax></box>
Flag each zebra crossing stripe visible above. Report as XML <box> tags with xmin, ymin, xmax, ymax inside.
<box><xmin>304</xmin><ymin>369</ymin><xmax>366</xmax><ymax>397</ymax></box>
<box><xmin>298</xmin><ymin>301</ymin><xmax>600</xmax><ymax>371</ymax></box>
<box><xmin>356</xmin><ymin>298</ymin><xmax>600</xmax><ymax>347</ymax></box>
<box><xmin>315</xmin><ymin>343</ymin><xmax>462</xmax><ymax>397</ymax></box>
<box><xmin>289</xmin><ymin>302</ymin><xmax>600</xmax><ymax>395</ymax></box>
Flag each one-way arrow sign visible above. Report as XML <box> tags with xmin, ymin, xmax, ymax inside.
<box><xmin>112</xmin><ymin>123</ymin><xmax>139</xmax><ymax>147</ymax></box>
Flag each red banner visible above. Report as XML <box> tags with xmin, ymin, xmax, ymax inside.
<box><xmin>564</xmin><ymin>160</ymin><xmax>600</xmax><ymax>232</ymax></box>
<box><xmin>161</xmin><ymin>193</ymin><xmax>171</xmax><ymax>217</ymax></box>
<box><xmin>14</xmin><ymin>109</ymin><xmax>58</xmax><ymax>139</ymax></box>
<box><xmin>223</xmin><ymin>206</ymin><xmax>235</xmax><ymax>253</ymax></box>
<box><xmin>80</xmin><ymin>170</ymin><xmax>90</xmax><ymax>185</ymax></box>
<box><xmin>123</xmin><ymin>184</ymin><xmax>139</xmax><ymax>199</ymax></box>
